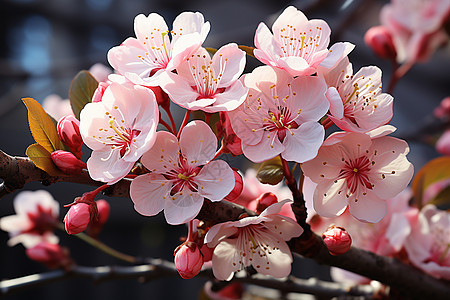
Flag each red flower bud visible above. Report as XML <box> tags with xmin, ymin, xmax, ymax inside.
<box><xmin>51</xmin><ymin>150</ymin><xmax>86</xmax><ymax>174</ymax></box>
<box><xmin>322</xmin><ymin>225</ymin><xmax>352</xmax><ymax>256</ymax></box>
<box><xmin>57</xmin><ymin>115</ymin><xmax>83</xmax><ymax>158</ymax></box>
<box><xmin>26</xmin><ymin>242</ymin><xmax>71</xmax><ymax>269</ymax></box>
<box><xmin>223</xmin><ymin>170</ymin><xmax>243</xmax><ymax>201</ymax></box>
<box><xmin>364</xmin><ymin>26</ymin><xmax>397</xmax><ymax>61</ymax></box>
<box><xmin>64</xmin><ymin>202</ymin><xmax>91</xmax><ymax>235</ymax></box>
<box><xmin>174</xmin><ymin>242</ymin><xmax>203</xmax><ymax>279</ymax></box>
<box><xmin>92</xmin><ymin>82</ymin><xmax>110</xmax><ymax>103</ymax></box>
<box><xmin>434</xmin><ymin>97</ymin><xmax>450</xmax><ymax>119</ymax></box>
<box><xmin>255</xmin><ymin>192</ymin><xmax>278</xmax><ymax>214</ymax></box>
<box><xmin>217</xmin><ymin>112</ymin><xmax>243</xmax><ymax>156</ymax></box>
<box><xmin>86</xmin><ymin>199</ymin><xmax>110</xmax><ymax>238</ymax></box>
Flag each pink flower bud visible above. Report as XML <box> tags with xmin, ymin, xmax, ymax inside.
<box><xmin>255</xmin><ymin>192</ymin><xmax>278</xmax><ymax>214</ymax></box>
<box><xmin>86</xmin><ymin>199</ymin><xmax>110</xmax><ymax>238</ymax></box>
<box><xmin>26</xmin><ymin>242</ymin><xmax>71</xmax><ymax>269</ymax></box>
<box><xmin>322</xmin><ymin>225</ymin><xmax>352</xmax><ymax>255</ymax></box>
<box><xmin>436</xmin><ymin>130</ymin><xmax>450</xmax><ymax>156</ymax></box>
<box><xmin>174</xmin><ymin>242</ymin><xmax>203</xmax><ymax>279</ymax></box>
<box><xmin>64</xmin><ymin>202</ymin><xmax>91</xmax><ymax>235</ymax></box>
<box><xmin>92</xmin><ymin>82</ymin><xmax>110</xmax><ymax>103</ymax></box>
<box><xmin>51</xmin><ymin>150</ymin><xmax>86</xmax><ymax>174</ymax></box>
<box><xmin>364</xmin><ymin>26</ymin><xmax>397</xmax><ymax>61</ymax></box>
<box><xmin>223</xmin><ymin>170</ymin><xmax>243</xmax><ymax>201</ymax></box>
<box><xmin>217</xmin><ymin>112</ymin><xmax>243</xmax><ymax>156</ymax></box>
<box><xmin>434</xmin><ymin>97</ymin><xmax>450</xmax><ymax>119</ymax></box>
<box><xmin>57</xmin><ymin>115</ymin><xmax>83</xmax><ymax>158</ymax></box>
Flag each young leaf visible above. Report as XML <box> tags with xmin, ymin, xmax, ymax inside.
<box><xmin>411</xmin><ymin>156</ymin><xmax>450</xmax><ymax>208</ymax></box>
<box><xmin>69</xmin><ymin>70</ymin><xmax>98</xmax><ymax>119</ymax></box>
<box><xmin>238</xmin><ymin>45</ymin><xmax>255</xmax><ymax>58</ymax></box>
<box><xmin>23</xmin><ymin>98</ymin><xmax>62</xmax><ymax>153</ymax></box>
<box><xmin>256</xmin><ymin>156</ymin><xmax>284</xmax><ymax>185</ymax></box>
<box><xmin>26</xmin><ymin>143</ymin><xmax>64</xmax><ymax>176</ymax></box>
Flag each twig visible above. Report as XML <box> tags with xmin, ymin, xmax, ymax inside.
<box><xmin>1</xmin><ymin>150</ymin><xmax>450</xmax><ymax>299</ymax></box>
<box><xmin>0</xmin><ymin>259</ymin><xmax>376</xmax><ymax>298</ymax></box>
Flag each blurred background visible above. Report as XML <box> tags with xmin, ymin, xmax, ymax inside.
<box><xmin>0</xmin><ymin>0</ymin><xmax>449</xmax><ymax>299</ymax></box>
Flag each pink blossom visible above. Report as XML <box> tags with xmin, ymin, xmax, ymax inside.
<box><xmin>223</xmin><ymin>170</ymin><xmax>243</xmax><ymax>202</ymax></box>
<box><xmin>92</xmin><ymin>82</ymin><xmax>110</xmax><ymax>103</ymax></box>
<box><xmin>436</xmin><ymin>129</ymin><xmax>450</xmax><ymax>156</ymax></box>
<box><xmin>51</xmin><ymin>150</ymin><xmax>86</xmax><ymax>175</ymax></box>
<box><xmin>80</xmin><ymin>82</ymin><xmax>159</xmax><ymax>184</ymax></box>
<box><xmin>380</xmin><ymin>0</ymin><xmax>450</xmax><ymax>63</ymax></box>
<box><xmin>0</xmin><ymin>190</ymin><xmax>59</xmax><ymax>248</ymax></box>
<box><xmin>317</xmin><ymin>57</ymin><xmax>393</xmax><ymax>133</ymax></box>
<box><xmin>26</xmin><ymin>242</ymin><xmax>72</xmax><ymax>269</ymax></box>
<box><xmin>228</xmin><ymin>66</ymin><xmax>329</xmax><ymax>163</ymax></box>
<box><xmin>57</xmin><ymin>115</ymin><xmax>83</xmax><ymax>158</ymax></box>
<box><xmin>322</xmin><ymin>225</ymin><xmax>352</xmax><ymax>255</ymax></box>
<box><xmin>174</xmin><ymin>242</ymin><xmax>204</xmax><ymax>279</ymax></box>
<box><xmin>404</xmin><ymin>205</ymin><xmax>450</xmax><ymax>279</ymax></box>
<box><xmin>216</xmin><ymin>112</ymin><xmax>243</xmax><ymax>156</ymax></box>
<box><xmin>204</xmin><ymin>200</ymin><xmax>303</xmax><ymax>281</ymax></box>
<box><xmin>130</xmin><ymin>120</ymin><xmax>235</xmax><ymax>225</ymax></box>
<box><xmin>364</xmin><ymin>26</ymin><xmax>397</xmax><ymax>61</ymax></box>
<box><xmin>253</xmin><ymin>6</ymin><xmax>354</xmax><ymax>77</ymax></box>
<box><xmin>42</xmin><ymin>94</ymin><xmax>73</xmax><ymax>121</ymax></box>
<box><xmin>159</xmin><ymin>44</ymin><xmax>248</xmax><ymax>112</ymax></box>
<box><xmin>88</xmin><ymin>63</ymin><xmax>112</xmax><ymax>83</ymax></box>
<box><xmin>108</xmin><ymin>11</ymin><xmax>210</xmax><ymax>86</ymax></box>
<box><xmin>64</xmin><ymin>203</ymin><xmax>91</xmax><ymax>235</ymax></box>
<box><xmin>302</xmin><ymin>132</ymin><xmax>414</xmax><ymax>223</ymax></box>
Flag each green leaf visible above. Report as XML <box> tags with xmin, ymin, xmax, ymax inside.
<box><xmin>69</xmin><ymin>70</ymin><xmax>98</xmax><ymax>120</ymax></box>
<box><xmin>238</xmin><ymin>45</ymin><xmax>255</xmax><ymax>58</ymax></box>
<box><xmin>23</xmin><ymin>98</ymin><xmax>62</xmax><ymax>153</ymax></box>
<box><xmin>26</xmin><ymin>143</ymin><xmax>64</xmax><ymax>176</ymax></box>
<box><xmin>256</xmin><ymin>156</ymin><xmax>284</xmax><ymax>185</ymax></box>
<box><xmin>412</xmin><ymin>156</ymin><xmax>450</xmax><ymax>208</ymax></box>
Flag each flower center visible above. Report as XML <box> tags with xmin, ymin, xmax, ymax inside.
<box><xmin>188</xmin><ymin>53</ymin><xmax>228</xmax><ymax>98</ymax></box>
<box><xmin>339</xmin><ymin>156</ymin><xmax>373</xmax><ymax>196</ymax></box>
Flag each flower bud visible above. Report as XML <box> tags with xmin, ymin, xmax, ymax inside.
<box><xmin>436</xmin><ymin>130</ymin><xmax>450</xmax><ymax>156</ymax></box>
<box><xmin>434</xmin><ymin>97</ymin><xmax>450</xmax><ymax>119</ymax></box>
<box><xmin>255</xmin><ymin>192</ymin><xmax>278</xmax><ymax>214</ymax></box>
<box><xmin>57</xmin><ymin>115</ymin><xmax>83</xmax><ymax>158</ymax></box>
<box><xmin>216</xmin><ymin>112</ymin><xmax>243</xmax><ymax>156</ymax></box>
<box><xmin>51</xmin><ymin>150</ymin><xmax>86</xmax><ymax>174</ymax></box>
<box><xmin>223</xmin><ymin>170</ymin><xmax>243</xmax><ymax>201</ymax></box>
<box><xmin>174</xmin><ymin>242</ymin><xmax>203</xmax><ymax>279</ymax></box>
<box><xmin>64</xmin><ymin>202</ymin><xmax>91</xmax><ymax>235</ymax></box>
<box><xmin>26</xmin><ymin>242</ymin><xmax>71</xmax><ymax>269</ymax></box>
<box><xmin>86</xmin><ymin>199</ymin><xmax>110</xmax><ymax>238</ymax></box>
<box><xmin>199</xmin><ymin>244</ymin><xmax>214</xmax><ymax>262</ymax></box>
<box><xmin>322</xmin><ymin>225</ymin><xmax>352</xmax><ymax>255</ymax></box>
<box><xmin>147</xmin><ymin>86</ymin><xmax>170</xmax><ymax>110</ymax></box>
<box><xmin>364</xmin><ymin>26</ymin><xmax>397</xmax><ymax>61</ymax></box>
<box><xmin>92</xmin><ymin>82</ymin><xmax>110</xmax><ymax>103</ymax></box>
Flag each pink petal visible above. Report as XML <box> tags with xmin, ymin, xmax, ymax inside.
<box><xmin>254</xmin><ymin>23</ymin><xmax>277</xmax><ymax>64</ymax></box>
<box><xmin>212</xmin><ymin>43</ymin><xmax>246</xmax><ymax>87</ymax></box>
<box><xmin>134</xmin><ymin>13</ymin><xmax>168</xmax><ymax>43</ymax></box>
<box><xmin>272</xmin><ymin>6</ymin><xmax>308</xmax><ymax>44</ymax></box>
<box><xmin>313</xmin><ymin>180</ymin><xmax>348</xmax><ymax>218</ymax></box>
<box><xmin>242</xmin><ymin>131</ymin><xmax>285</xmax><ymax>163</ymax></box>
<box><xmin>348</xmin><ymin>190</ymin><xmax>387</xmax><ymax>223</ymax></box>
<box><xmin>168</xmin><ymin>32</ymin><xmax>204</xmax><ymax>71</ymax></box>
<box><xmin>319</xmin><ymin>42</ymin><xmax>355</xmax><ymax>69</ymax></box>
<box><xmin>140</xmin><ymin>131</ymin><xmax>180</xmax><ymax>173</ymax></box>
<box><xmin>263</xmin><ymin>214</ymin><xmax>304</xmax><ymax>241</ymax></box>
<box><xmin>172</xmin><ymin>11</ymin><xmax>209</xmax><ymax>43</ymax></box>
<box><xmin>195</xmin><ymin>160</ymin><xmax>235</xmax><ymax>201</ymax></box>
<box><xmin>276</xmin><ymin>56</ymin><xmax>311</xmax><ymax>76</ymax></box>
<box><xmin>204</xmin><ymin>222</ymin><xmax>239</xmax><ymax>247</ymax></box>
<box><xmin>282</xmin><ymin>121</ymin><xmax>325</xmax><ymax>163</ymax></box>
<box><xmin>201</xmin><ymin>80</ymin><xmax>248</xmax><ymax>113</ymax></box>
<box><xmin>163</xmin><ymin>190</ymin><xmax>204</xmax><ymax>225</ymax></box>
<box><xmin>301</xmin><ymin>144</ymin><xmax>343</xmax><ymax>182</ymax></box>
<box><xmin>180</xmin><ymin>120</ymin><xmax>217</xmax><ymax>166</ymax></box>
<box><xmin>211</xmin><ymin>240</ymin><xmax>241</xmax><ymax>281</ymax></box>
<box><xmin>87</xmin><ymin>150</ymin><xmax>134</xmax><ymax>184</ymax></box>
<box><xmin>326</xmin><ymin>87</ymin><xmax>344</xmax><ymax>119</ymax></box>
<box><xmin>130</xmin><ymin>173</ymin><xmax>169</xmax><ymax>217</ymax></box>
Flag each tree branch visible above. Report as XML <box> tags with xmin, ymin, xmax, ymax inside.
<box><xmin>0</xmin><ymin>258</ymin><xmax>376</xmax><ymax>298</ymax></box>
<box><xmin>1</xmin><ymin>150</ymin><xmax>450</xmax><ymax>299</ymax></box>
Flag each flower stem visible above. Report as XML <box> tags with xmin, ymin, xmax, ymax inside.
<box><xmin>57</xmin><ymin>223</ymin><xmax>137</xmax><ymax>263</ymax></box>
<box><xmin>177</xmin><ymin>110</ymin><xmax>191</xmax><ymax>139</ymax></box>
<box><xmin>387</xmin><ymin>60</ymin><xmax>415</xmax><ymax>94</ymax></box>
<box><xmin>163</xmin><ymin>105</ymin><xmax>177</xmax><ymax>135</ymax></box>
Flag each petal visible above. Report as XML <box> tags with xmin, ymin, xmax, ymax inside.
<box><xmin>282</xmin><ymin>122</ymin><xmax>325</xmax><ymax>163</ymax></box>
<box><xmin>326</xmin><ymin>87</ymin><xmax>344</xmax><ymax>119</ymax></box>
<box><xmin>263</xmin><ymin>215</ymin><xmax>303</xmax><ymax>241</ymax></box>
<box><xmin>301</xmin><ymin>143</ymin><xmax>345</xmax><ymax>182</ymax></box>
<box><xmin>163</xmin><ymin>190</ymin><xmax>204</xmax><ymax>225</ymax></box>
<box><xmin>272</xmin><ymin>6</ymin><xmax>308</xmax><ymax>43</ymax></box>
<box><xmin>134</xmin><ymin>13</ymin><xmax>168</xmax><ymax>43</ymax></box>
<box><xmin>0</xmin><ymin>215</ymin><xmax>30</xmax><ymax>233</ymax></box>
<box><xmin>202</xmin><ymin>80</ymin><xmax>248</xmax><ymax>113</ymax></box>
<box><xmin>169</xmin><ymin>32</ymin><xmax>205</xmax><ymax>71</ymax></box>
<box><xmin>212</xmin><ymin>43</ymin><xmax>246</xmax><ymax>87</ymax></box>
<box><xmin>313</xmin><ymin>180</ymin><xmax>348</xmax><ymax>218</ymax></box>
<box><xmin>13</xmin><ymin>190</ymin><xmax>59</xmax><ymax>216</ymax></box>
<box><xmin>205</xmin><ymin>222</ymin><xmax>239</xmax><ymax>247</ymax></box>
<box><xmin>276</xmin><ymin>56</ymin><xmax>311</xmax><ymax>76</ymax></box>
<box><xmin>195</xmin><ymin>160</ymin><xmax>235</xmax><ymax>201</ymax></box>
<box><xmin>242</xmin><ymin>131</ymin><xmax>284</xmax><ymax>163</ymax></box>
<box><xmin>317</xmin><ymin>56</ymin><xmax>353</xmax><ymax>88</ymax></box>
<box><xmin>172</xmin><ymin>11</ymin><xmax>209</xmax><ymax>43</ymax></box>
<box><xmin>211</xmin><ymin>240</ymin><xmax>241</xmax><ymax>281</ymax></box>
<box><xmin>348</xmin><ymin>190</ymin><xmax>387</xmax><ymax>223</ymax></box>
<box><xmin>180</xmin><ymin>120</ymin><xmax>217</xmax><ymax>166</ymax></box>
<box><xmin>254</xmin><ymin>22</ymin><xmax>277</xmax><ymax>64</ymax></box>
<box><xmin>130</xmin><ymin>173</ymin><xmax>170</xmax><ymax>217</ymax></box>
<box><xmin>319</xmin><ymin>42</ymin><xmax>355</xmax><ymax>69</ymax></box>
<box><xmin>140</xmin><ymin>131</ymin><xmax>179</xmax><ymax>173</ymax></box>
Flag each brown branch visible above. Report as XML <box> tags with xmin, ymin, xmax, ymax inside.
<box><xmin>0</xmin><ymin>258</ymin><xmax>375</xmax><ymax>298</ymax></box>
<box><xmin>1</xmin><ymin>150</ymin><xmax>450</xmax><ymax>299</ymax></box>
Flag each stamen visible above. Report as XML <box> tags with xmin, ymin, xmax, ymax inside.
<box><xmin>109</xmin><ymin>119</ymin><xmax>131</xmax><ymax>143</ymax></box>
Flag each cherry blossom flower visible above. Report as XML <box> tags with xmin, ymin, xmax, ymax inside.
<box><xmin>108</xmin><ymin>11</ymin><xmax>210</xmax><ymax>86</ymax></box>
<box><xmin>80</xmin><ymin>82</ymin><xmax>159</xmax><ymax>184</ymax></box>
<box><xmin>302</xmin><ymin>131</ymin><xmax>414</xmax><ymax>223</ymax></box>
<box><xmin>380</xmin><ymin>0</ymin><xmax>450</xmax><ymax>63</ymax></box>
<box><xmin>204</xmin><ymin>200</ymin><xmax>303</xmax><ymax>281</ymax></box>
<box><xmin>253</xmin><ymin>6</ymin><xmax>354</xmax><ymax>77</ymax></box>
<box><xmin>404</xmin><ymin>205</ymin><xmax>450</xmax><ymax>280</ymax></box>
<box><xmin>159</xmin><ymin>44</ymin><xmax>248</xmax><ymax>112</ymax></box>
<box><xmin>130</xmin><ymin>120</ymin><xmax>235</xmax><ymax>225</ymax></box>
<box><xmin>0</xmin><ymin>190</ymin><xmax>59</xmax><ymax>248</ymax></box>
<box><xmin>228</xmin><ymin>65</ymin><xmax>329</xmax><ymax>163</ymax></box>
<box><xmin>317</xmin><ymin>57</ymin><xmax>393</xmax><ymax>133</ymax></box>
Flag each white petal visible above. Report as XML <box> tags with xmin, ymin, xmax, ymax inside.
<box><xmin>282</xmin><ymin>122</ymin><xmax>325</xmax><ymax>163</ymax></box>
<box><xmin>195</xmin><ymin>160</ymin><xmax>235</xmax><ymax>201</ymax></box>
<box><xmin>130</xmin><ymin>173</ymin><xmax>170</xmax><ymax>217</ymax></box>
<box><xmin>348</xmin><ymin>190</ymin><xmax>387</xmax><ymax>223</ymax></box>
<box><xmin>313</xmin><ymin>179</ymin><xmax>348</xmax><ymax>218</ymax></box>
<box><xmin>163</xmin><ymin>190</ymin><xmax>204</xmax><ymax>225</ymax></box>
<box><xmin>211</xmin><ymin>240</ymin><xmax>241</xmax><ymax>281</ymax></box>
<box><xmin>140</xmin><ymin>131</ymin><xmax>180</xmax><ymax>173</ymax></box>
<box><xmin>180</xmin><ymin>120</ymin><xmax>217</xmax><ymax>166</ymax></box>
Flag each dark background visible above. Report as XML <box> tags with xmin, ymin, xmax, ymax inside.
<box><xmin>0</xmin><ymin>0</ymin><xmax>449</xmax><ymax>299</ymax></box>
